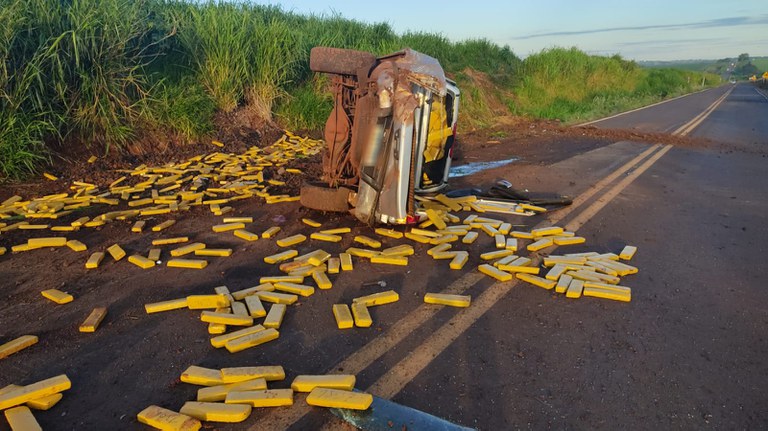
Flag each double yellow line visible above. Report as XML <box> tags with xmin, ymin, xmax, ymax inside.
<box><xmin>254</xmin><ymin>90</ymin><xmax>731</xmax><ymax>430</ymax></box>
<box><xmin>672</xmin><ymin>87</ymin><xmax>733</xmax><ymax>136</ymax></box>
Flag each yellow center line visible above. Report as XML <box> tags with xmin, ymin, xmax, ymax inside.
<box><xmin>364</xmin><ymin>144</ymin><xmax>673</xmax><ymax>404</ymax></box>
<box><xmin>254</xmin><ymin>143</ymin><xmax>670</xmax><ymax>430</ymax></box>
<box><xmin>672</xmin><ymin>87</ymin><xmax>733</xmax><ymax>136</ymax></box>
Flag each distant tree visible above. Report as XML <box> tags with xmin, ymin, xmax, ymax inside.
<box><xmin>738</xmin><ymin>53</ymin><xmax>750</xmax><ymax>63</ymax></box>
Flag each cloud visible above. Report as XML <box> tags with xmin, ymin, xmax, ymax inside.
<box><xmin>514</xmin><ymin>15</ymin><xmax>768</xmax><ymax>40</ymax></box>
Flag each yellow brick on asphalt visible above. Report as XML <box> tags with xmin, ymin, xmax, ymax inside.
<box><xmin>264</xmin><ymin>249</ymin><xmax>298</xmax><ymax>264</ymax></box>
<box><xmin>505</xmin><ymin>238</ymin><xmax>518</xmax><ymax>251</ymax></box>
<box><xmin>208</xmin><ymin>323</ymin><xmax>226</xmax><ymax>335</ymax></box>
<box><xmin>545</xmin><ymin>264</ymin><xmax>567</xmax><ymax>281</ymax></box>
<box><xmin>263</xmin><ymin>304</ymin><xmax>287</xmax><ymax>329</ymax></box>
<box><xmin>320</xmin><ymin>227</ymin><xmax>351</xmax><ymax>235</ymax></box>
<box><xmin>200</xmin><ymin>311</ymin><xmax>253</xmax><ymax>326</ymax></box>
<box><xmin>145</xmin><ymin>298</ymin><xmax>188</xmax><ymax>313</ymax></box>
<box><xmin>137</xmin><ymin>405</ymin><xmax>201</xmax><ymax>431</ymax></box>
<box><xmin>555</xmin><ymin>274</ymin><xmax>573</xmax><ymax>294</ymax></box>
<box><xmin>225</xmin><ymin>389</ymin><xmax>293</xmax><ymax>407</ymax></box>
<box><xmin>256</xmin><ymin>291</ymin><xmax>298</xmax><ymax>305</ymax></box>
<box><xmin>566</xmin><ymin>279</ymin><xmax>585</xmax><ymax>298</ymax></box>
<box><xmin>232</xmin><ymin>229</ymin><xmax>258</xmax><ymax>241</ymax></box>
<box><xmin>404</xmin><ymin>232</ymin><xmax>432</xmax><ymax>244</ymax></box>
<box><xmin>128</xmin><ymin>254</ymin><xmax>156</xmax><ymax>269</ymax></box>
<box><xmin>332</xmin><ymin>304</ymin><xmax>354</xmax><ymax>329</ymax></box>
<box><xmin>0</xmin><ymin>335</ymin><xmax>38</xmax><ymax>359</ymax></box>
<box><xmin>27</xmin><ymin>237</ymin><xmax>67</xmax><ymax>248</ymax></box>
<box><xmin>262</xmin><ymin>226</ymin><xmax>281</xmax><ymax>238</ymax></box>
<box><xmin>494</xmin><ymin>234</ymin><xmax>506</xmax><ymax>249</ymax></box>
<box><xmin>197</xmin><ymin>378</ymin><xmax>267</xmax><ymax>402</ymax></box>
<box><xmin>597</xmin><ymin>259</ymin><xmax>638</xmax><ymax>276</ymax></box>
<box><xmin>370</xmin><ymin>255</ymin><xmax>408</xmax><ymax>266</ymax></box>
<box><xmin>340</xmin><ymin>253</ymin><xmax>353</xmax><ymax>271</ymax></box>
<box><xmin>66</xmin><ymin>240</ymin><xmax>87</xmax><ymax>252</ymax></box>
<box><xmin>327</xmin><ymin>257</ymin><xmax>340</xmax><ymax>274</ymax></box>
<box><xmin>380</xmin><ymin>244</ymin><xmax>414</xmax><ymax>257</ymax></box>
<box><xmin>260</xmin><ymin>275</ymin><xmax>304</xmax><ymax>284</ymax></box>
<box><xmin>306</xmin><ymin>249</ymin><xmax>331</xmax><ymax>266</ymax></box>
<box><xmin>312</xmin><ymin>271</ymin><xmax>332</xmax><ymax>290</ymax></box>
<box><xmin>41</xmin><ymin>289</ymin><xmax>73</xmax><ymax>304</ymax></box>
<box><xmin>276</xmin><ymin>234</ymin><xmax>306</xmax><ymax>247</ymax></box>
<box><xmin>244</xmin><ymin>295</ymin><xmax>266</xmax><ymax>318</ymax></box>
<box><xmin>346</xmin><ymin>247</ymin><xmax>378</xmax><ymax>258</ymax></box>
<box><xmin>210</xmin><ymin>325</ymin><xmax>266</xmax><ymax>349</ymax></box>
<box><xmin>231</xmin><ymin>284</ymin><xmax>274</xmax><ymax>300</ymax></box>
<box><xmin>583</xmin><ymin>286</ymin><xmax>631</xmax><ymax>302</ymax></box>
<box><xmin>354</xmin><ymin>235</ymin><xmax>381</xmax><ymax>248</ymax></box>
<box><xmin>511</xmin><ymin>231</ymin><xmax>534</xmax><ymax>239</ymax></box>
<box><xmin>26</xmin><ymin>392</ymin><xmax>62</xmax><ymax>410</ymax></box>
<box><xmin>225</xmin><ymin>328</ymin><xmax>279</xmax><ymax>353</ymax></box>
<box><xmin>291</xmin><ymin>375</ymin><xmax>356</xmax><ymax>392</ymax></box>
<box><xmin>531</xmin><ymin>226</ymin><xmax>564</xmax><ymax>237</ymax></box>
<box><xmin>306</xmin><ymin>388</ymin><xmax>373</xmax><ymax>410</ymax></box>
<box><xmin>424</xmin><ymin>293</ymin><xmax>471</xmax><ymax>307</ymax></box>
<box><xmin>195</xmin><ymin>248</ymin><xmax>232</xmax><ymax>257</ymax></box>
<box><xmin>4</xmin><ymin>406</ymin><xmax>42</xmax><ymax>431</ymax></box>
<box><xmin>375</xmin><ymin>228</ymin><xmax>403</xmax><ymax>239</ymax></box>
<box><xmin>274</xmin><ymin>282</ymin><xmax>314</xmax><ymax>297</ymax></box>
<box><xmin>187</xmin><ymin>294</ymin><xmax>229</xmax><ymax>309</ymax></box>
<box><xmin>499</xmin><ymin>222</ymin><xmax>512</xmax><ymax>235</ymax></box>
<box><xmin>302</xmin><ymin>218</ymin><xmax>322</xmax><ymax>227</ymax></box>
<box><xmin>79</xmin><ymin>307</ymin><xmax>107</xmax><ymax>332</ymax></box>
<box><xmin>152</xmin><ymin>220</ymin><xmax>176</xmax><ymax>232</ymax></box>
<box><xmin>181</xmin><ymin>366</ymin><xmax>226</xmax><ymax>386</ymax></box>
<box><xmin>351</xmin><ymin>303</ymin><xmax>372</xmax><ymax>327</ymax></box>
<box><xmin>516</xmin><ymin>273</ymin><xmax>556</xmax><ymax>289</ymax></box>
<box><xmin>462</xmin><ymin>231</ymin><xmax>478</xmax><ymax>244</ymax></box>
<box><xmin>449</xmin><ymin>251</ymin><xmax>469</xmax><ymax>270</ymax></box>
<box><xmin>220</xmin><ymin>365</ymin><xmax>285</xmax><ymax>382</ymax></box>
<box><xmin>480</xmin><ymin>249</ymin><xmax>516</xmax><ymax>261</ymax></box>
<box><xmin>520</xmin><ymin>203</ymin><xmax>547</xmax><ymax>212</ymax></box>
<box><xmin>0</xmin><ymin>375</ymin><xmax>71</xmax><ymax>410</ymax></box>
<box><xmin>106</xmin><ymin>244</ymin><xmax>126</xmax><ymax>261</ymax></box>
<box><xmin>553</xmin><ymin>236</ymin><xmax>586</xmax><ymax>245</ymax></box>
<box><xmin>212</xmin><ymin>222</ymin><xmax>245</xmax><ymax>233</ymax></box>
<box><xmin>167</xmin><ymin>259</ymin><xmax>208</xmax><ymax>269</ymax></box>
<box><xmin>223</xmin><ymin>217</ymin><xmax>253</xmax><ymax>224</ymax></box>
<box><xmin>478</xmin><ymin>264</ymin><xmax>513</xmax><ymax>282</ymax></box>
<box><xmin>527</xmin><ymin>237</ymin><xmax>554</xmax><ymax>252</ymax></box>
<box><xmin>310</xmin><ymin>232</ymin><xmax>342</xmax><ymax>243</ymax></box>
<box><xmin>152</xmin><ymin>237</ymin><xmax>188</xmax><ymax>246</ymax></box>
<box><xmin>171</xmin><ymin>243</ymin><xmax>206</xmax><ymax>257</ymax></box>
<box><xmin>353</xmin><ymin>290</ymin><xmax>399</xmax><ymax>307</ymax></box>
<box><xmin>619</xmin><ymin>245</ymin><xmax>638</xmax><ymax>260</ymax></box>
<box><xmin>179</xmin><ymin>401</ymin><xmax>251</xmax><ymax>423</ymax></box>
<box><xmin>427</xmin><ymin>243</ymin><xmax>451</xmax><ymax>256</ymax></box>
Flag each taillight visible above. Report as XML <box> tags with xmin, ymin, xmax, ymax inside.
<box><xmin>405</xmin><ymin>214</ymin><xmax>419</xmax><ymax>225</ymax></box>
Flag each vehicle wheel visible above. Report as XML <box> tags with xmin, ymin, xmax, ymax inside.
<box><xmin>310</xmin><ymin>47</ymin><xmax>376</xmax><ymax>75</ymax></box>
<box><xmin>300</xmin><ymin>182</ymin><xmax>351</xmax><ymax>212</ymax></box>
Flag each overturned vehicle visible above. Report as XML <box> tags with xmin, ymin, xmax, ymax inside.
<box><xmin>300</xmin><ymin>47</ymin><xmax>460</xmax><ymax>225</ymax></box>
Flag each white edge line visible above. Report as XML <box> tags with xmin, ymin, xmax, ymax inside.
<box><xmin>575</xmin><ymin>87</ymin><xmax>717</xmax><ymax>127</ymax></box>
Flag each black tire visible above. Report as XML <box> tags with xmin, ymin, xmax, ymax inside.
<box><xmin>310</xmin><ymin>47</ymin><xmax>375</xmax><ymax>75</ymax></box>
<box><xmin>300</xmin><ymin>182</ymin><xmax>351</xmax><ymax>212</ymax></box>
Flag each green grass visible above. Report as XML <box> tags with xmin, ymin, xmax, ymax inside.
<box><xmin>0</xmin><ymin>1</ymin><xmax>720</xmax><ymax>179</ymax></box>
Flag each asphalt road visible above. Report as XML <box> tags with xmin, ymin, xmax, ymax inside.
<box><xmin>1</xmin><ymin>83</ymin><xmax>766</xmax><ymax>430</ymax></box>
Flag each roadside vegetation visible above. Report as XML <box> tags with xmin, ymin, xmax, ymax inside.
<box><xmin>0</xmin><ymin>0</ymin><xmax>718</xmax><ymax>180</ymax></box>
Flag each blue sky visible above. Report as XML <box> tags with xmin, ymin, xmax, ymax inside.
<box><xmin>256</xmin><ymin>0</ymin><xmax>768</xmax><ymax>61</ymax></box>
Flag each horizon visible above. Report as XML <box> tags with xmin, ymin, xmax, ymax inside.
<box><xmin>255</xmin><ymin>0</ymin><xmax>768</xmax><ymax>62</ymax></box>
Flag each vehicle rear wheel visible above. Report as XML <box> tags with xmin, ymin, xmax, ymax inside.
<box><xmin>310</xmin><ymin>47</ymin><xmax>376</xmax><ymax>75</ymax></box>
<box><xmin>300</xmin><ymin>182</ymin><xmax>352</xmax><ymax>212</ymax></box>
